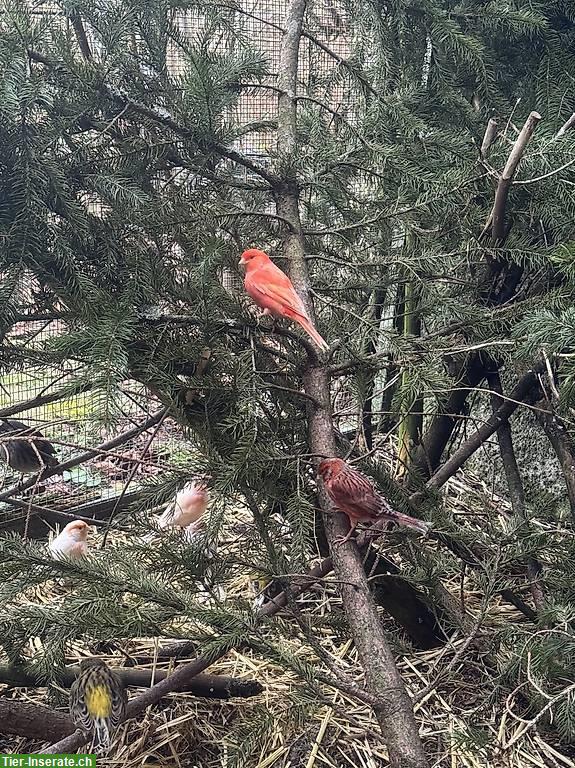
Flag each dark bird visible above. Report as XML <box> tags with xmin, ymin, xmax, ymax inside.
<box><xmin>0</xmin><ymin>418</ymin><xmax>58</xmax><ymax>477</ymax></box>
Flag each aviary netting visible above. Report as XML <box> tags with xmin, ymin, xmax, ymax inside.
<box><xmin>2</xmin><ymin>0</ymin><xmax>575</xmax><ymax>765</ymax></box>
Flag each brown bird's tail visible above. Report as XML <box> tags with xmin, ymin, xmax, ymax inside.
<box><xmin>389</xmin><ymin>511</ymin><xmax>430</xmax><ymax>535</ymax></box>
<box><xmin>294</xmin><ymin>315</ymin><xmax>329</xmax><ymax>352</ymax></box>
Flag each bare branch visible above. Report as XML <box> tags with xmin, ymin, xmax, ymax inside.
<box><xmin>480</xmin><ymin>118</ymin><xmax>498</xmax><ymax>158</ymax></box>
<box><xmin>0</xmin><ymin>383</ymin><xmax>92</xmax><ymax>419</ymax></box>
<box><xmin>490</xmin><ymin>111</ymin><xmax>542</xmax><ymax>241</ymax></box>
<box><xmin>0</xmin><ymin>492</ymin><xmax>141</xmax><ymax>534</ymax></box>
<box><xmin>0</xmin><ymin>664</ymin><xmax>262</xmax><ymax>698</ymax></box>
<box><xmin>534</xmin><ymin>399</ymin><xmax>575</xmax><ymax>523</ymax></box>
<box><xmin>68</xmin><ymin>10</ymin><xmax>92</xmax><ymax>60</ymax></box>
<box><xmin>556</xmin><ymin>112</ymin><xmax>575</xmax><ymax>138</ymax></box>
<box><xmin>488</xmin><ymin>371</ymin><xmax>544</xmax><ymax>611</ymax></box>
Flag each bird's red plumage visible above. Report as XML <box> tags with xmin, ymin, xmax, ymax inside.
<box><xmin>318</xmin><ymin>458</ymin><xmax>429</xmax><ymax>533</ymax></box>
<box><xmin>240</xmin><ymin>249</ymin><xmax>329</xmax><ymax>351</ymax></box>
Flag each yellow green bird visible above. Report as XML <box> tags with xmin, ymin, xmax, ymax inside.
<box><xmin>69</xmin><ymin>658</ymin><xmax>128</xmax><ymax>750</ymax></box>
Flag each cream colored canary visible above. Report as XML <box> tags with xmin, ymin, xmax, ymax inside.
<box><xmin>158</xmin><ymin>481</ymin><xmax>209</xmax><ymax>529</ymax></box>
<box><xmin>49</xmin><ymin>520</ymin><xmax>90</xmax><ymax>559</ymax></box>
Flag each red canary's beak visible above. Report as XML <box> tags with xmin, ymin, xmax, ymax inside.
<box><xmin>239</xmin><ymin>255</ymin><xmax>246</xmax><ymax>267</ymax></box>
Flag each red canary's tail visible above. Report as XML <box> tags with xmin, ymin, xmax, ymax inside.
<box><xmin>293</xmin><ymin>315</ymin><xmax>329</xmax><ymax>352</ymax></box>
<box><xmin>389</xmin><ymin>512</ymin><xmax>429</xmax><ymax>534</ymax></box>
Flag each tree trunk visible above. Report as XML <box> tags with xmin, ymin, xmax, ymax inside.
<box><xmin>274</xmin><ymin>3</ymin><xmax>428</xmax><ymax>763</ymax></box>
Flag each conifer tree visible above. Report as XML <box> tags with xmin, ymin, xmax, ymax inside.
<box><xmin>2</xmin><ymin>0</ymin><xmax>575</xmax><ymax>762</ymax></box>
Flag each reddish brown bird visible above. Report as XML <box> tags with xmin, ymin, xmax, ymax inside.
<box><xmin>239</xmin><ymin>248</ymin><xmax>329</xmax><ymax>352</ymax></box>
<box><xmin>318</xmin><ymin>457</ymin><xmax>429</xmax><ymax>544</ymax></box>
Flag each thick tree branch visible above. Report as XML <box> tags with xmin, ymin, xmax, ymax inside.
<box><xmin>409</xmin><ymin>355</ymin><xmax>487</xmax><ymax>482</ymax></box>
<box><xmin>0</xmin><ymin>491</ymin><xmax>142</xmax><ymax>535</ymax></box>
<box><xmin>2</xmin><ymin>674</ymin><xmax>262</xmax><ymax>742</ymax></box>
<box><xmin>273</xmin><ymin>1</ymin><xmax>428</xmax><ymax>765</ymax></box>
<box><xmin>490</xmin><ymin>111</ymin><xmax>541</xmax><ymax>241</ymax></box>
<box><xmin>421</xmin><ymin>363</ymin><xmax>543</xmax><ymax>493</ymax></box>
<box><xmin>0</xmin><ymin>664</ymin><xmax>262</xmax><ymax>698</ymax></box>
<box><xmin>0</xmin><ymin>700</ymin><xmax>75</xmax><ymax>741</ymax></box>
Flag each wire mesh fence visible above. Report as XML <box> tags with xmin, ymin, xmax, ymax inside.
<box><xmin>1</xmin><ymin>0</ymin><xmax>351</xmax><ymax>519</ymax></box>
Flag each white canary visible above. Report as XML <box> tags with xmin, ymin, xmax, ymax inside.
<box><xmin>49</xmin><ymin>520</ymin><xmax>90</xmax><ymax>559</ymax></box>
<box><xmin>158</xmin><ymin>481</ymin><xmax>209</xmax><ymax>530</ymax></box>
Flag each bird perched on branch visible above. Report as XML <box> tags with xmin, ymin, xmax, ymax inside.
<box><xmin>69</xmin><ymin>658</ymin><xmax>128</xmax><ymax>751</ymax></box>
<box><xmin>239</xmin><ymin>248</ymin><xmax>329</xmax><ymax>352</ymax></box>
<box><xmin>0</xmin><ymin>418</ymin><xmax>58</xmax><ymax>478</ymax></box>
<box><xmin>318</xmin><ymin>457</ymin><xmax>429</xmax><ymax>544</ymax></box>
<box><xmin>158</xmin><ymin>480</ymin><xmax>209</xmax><ymax>530</ymax></box>
<box><xmin>49</xmin><ymin>520</ymin><xmax>90</xmax><ymax>559</ymax></box>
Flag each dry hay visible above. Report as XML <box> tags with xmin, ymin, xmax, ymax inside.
<box><xmin>2</xmin><ymin>451</ymin><xmax>575</xmax><ymax>768</ymax></box>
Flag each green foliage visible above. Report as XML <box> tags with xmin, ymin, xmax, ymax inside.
<box><xmin>1</xmin><ymin>0</ymin><xmax>575</xmax><ymax>759</ymax></box>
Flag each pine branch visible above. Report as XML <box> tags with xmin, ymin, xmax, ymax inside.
<box><xmin>26</xmin><ymin>50</ymin><xmax>281</xmax><ymax>187</ymax></box>
<box><xmin>210</xmin><ymin>2</ymin><xmax>379</xmax><ymax>98</ymax></box>
<box><xmin>137</xmin><ymin>313</ymin><xmax>319</xmax><ymax>359</ymax></box>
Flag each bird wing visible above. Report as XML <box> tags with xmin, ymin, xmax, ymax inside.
<box><xmin>109</xmin><ymin>678</ymin><xmax>128</xmax><ymax>728</ymax></box>
<box><xmin>158</xmin><ymin>500</ymin><xmax>176</xmax><ymax>528</ymax></box>
<box><xmin>331</xmin><ymin>467</ymin><xmax>383</xmax><ymax>520</ymax></box>
<box><xmin>69</xmin><ymin>678</ymin><xmax>94</xmax><ymax>733</ymax></box>
<box><xmin>248</xmin><ymin>261</ymin><xmax>309</xmax><ymax>318</ymax></box>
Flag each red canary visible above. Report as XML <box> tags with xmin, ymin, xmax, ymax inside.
<box><xmin>318</xmin><ymin>458</ymin><xmax>429</xmax><ymax>544</ymax></box>
<box><xmin>239</xmin><ymin>248</ymin><xmax>329</xmax><ymax>352</ymax></box>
